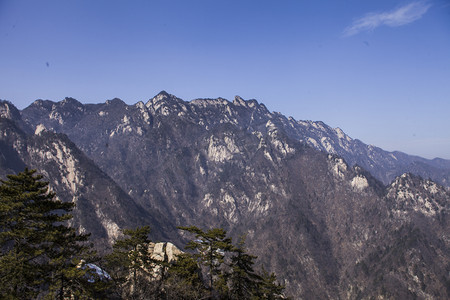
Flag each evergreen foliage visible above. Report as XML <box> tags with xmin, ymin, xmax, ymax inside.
<box><xmin>258</xmin><ymin>267</ymin><xmax>287</xmax><ymax>300</ymax></box>
<box><xmin>0</xmin><ymin>169</ymin><xmax>287</xmax><ymax>299</ymax></box>
<box><xmin>104</xmin><ymin>225</ymin><xmax>158</xmax><ymax>299</ymax></box>
<box><xmin>228</xmin><ymin>236</ymin><xmax>262</xmax><ymax>299</ymax></box>
<box><xmin>178</xmin><ymin>225</ymin><xmax>234</xmax><ymax>297</ymax></box>
<box><xmin>178</xmin><ymin>226</ymin><xmax>287</xmax><ymax>300</ymax></box>
<box><xmin>0</xmin><ymin>168</ymin><xmax>97</xmax><ymax>299</ymax></box>
<box><xmin>164</xmin><ymin>253</ymin><xmax>206</xmax><ymax>299</ymax></box>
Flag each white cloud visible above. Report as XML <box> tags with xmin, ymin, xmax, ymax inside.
<box><xmin>343</xmin><ymin>1</ymin><xmax>431</xmax><ymax>37</ymax></box>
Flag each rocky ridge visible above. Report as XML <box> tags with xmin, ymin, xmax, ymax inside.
<box><xmin>20</xmin><ymin>92</ymin><xmax>450</xmax><ymax>187</ymax></box>
<box><xmin>0</xmin><ymin>93</ymin><xmax>449</xmax><ymax>298</ymax></box>
<box><xmin>0</xmin><ymin>111</ymin><xmax>172</xmax><ymax>250</ymax></box>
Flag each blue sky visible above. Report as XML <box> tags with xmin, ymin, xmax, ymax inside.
<box><xmin>1</xmin><ymin>0</ymin><xmax>449</xmax><ymax>159</ymax></box>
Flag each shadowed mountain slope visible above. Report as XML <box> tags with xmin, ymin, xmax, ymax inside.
<box><xmin>0</xmin><ymin>94</ymin><xmax>448</xmax><ymax>298</ymax></box>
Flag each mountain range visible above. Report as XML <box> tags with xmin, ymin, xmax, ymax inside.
<box><xmin>0</xmin><ymin>92</ymin><xmax>449</xmax><ymax>299</ymax></box>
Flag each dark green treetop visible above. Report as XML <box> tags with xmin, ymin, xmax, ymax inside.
<box><xmin>0</xmin><ymin>168</ymin><xmax>95</xmax><ymax>299</ymax></box>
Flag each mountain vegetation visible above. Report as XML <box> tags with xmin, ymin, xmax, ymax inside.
<box><xmin>0</xmin><ymin>93</ymin><xmax>449</xmax><ymax>299</ymax></box>
<box><xmin>0</xmin><ymin>169</ymin><xmax>287</xmax><ymax>299</ymax></box>
<box><xmin>0</xmin><ymin>169</ymin><xmax>99</xmax><ymax>299</ymax></box>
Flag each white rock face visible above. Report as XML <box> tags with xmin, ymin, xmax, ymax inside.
<box><xmin>265</xmin><ymin>120</ymin><xmax>277</xmax><ymax>131</ymax></box>
<box><xmin>207</xmin><ymin>135</ymin><xmax>239</xmax><ymax>163</ymax></box>
<box><xmin>29</xmin><ymin>141</ymin><xmax>84</xmax><ymax>196</ymax></box>
<box><xmin>52</xmin><ymin>142</ymin><xmax>83</xmax><ymax>194</ymax></box>
<box><xmin>270</xmin><ymin>138</ymin><xmax>295</xmax><ymax>157</ymax></box>
<box><xmin>321</xmin><ymin>137</ymin><xmax>335</xmax><ymax>154</ymax></box>
<box><xmin>147</xmin><ymin>93</ymin><xmax>166</xmax><ymax>111</ymax></box>
<box><xmin>264</xmin><ymin>150</ymin><xmax>273</xmax><ymax>162</ymax></box>
<box><xmin>135</xmin><ymin>101</ymin><xmax>152</xmax><ymax>124</ymax></box>
<box><xmin>248</xmin><ymin>192</ymin><xmax>270</xmax><ymax>215</ymax></box>
<box><xmin>202</xmin><ymin>193</ymin><xmax>214</xmax><ymax>208</ymax></box>
<box><xmin>148</xmin><ymin>242</ymin><xmax>182</xmax><ymax>263</ymax></box>
<box><xmin>423</xmin><ymin>181</ymin><xmax>439</xmax><ymax>194</ymax></box>
<box><xmin>102</xmin><ymin>218</ymin><xmax>121</xmax><ymax>243</ymax></box>
<box><xmin>388</xmin><ymin>175</ymin><xmax>446</xmax><ymax>217</ymax></box>
<box><xmin>335</xmin><ymin>127</ymin><xmax>352</xmax><ymax>142</ymax></box>
<box><xmin>94</xmin><ymin>207</ymin><xmax>121</xmax><ymax>243</ymax></box>
<box><xmin>0</xmin><ymin>103</ymin><xmax>14</xmax><ymax>118</ymax></box>
<box><xmin>307</xmin><ymin>137</ymin><xmax>320</xmax><ymax>149</ymax></box>
<box><xmin>266</xmin><ymin>120</ymin><xmax>295</xmax><ymax>157</ymax></box>
<box><xmin>49</xmin><ymin>109</ymin><xmax>64</xmax><ymax>124</ymax></box>
<box><xmin>165</xmin><ymin>243</ymin><xmax>183</xmax><ymax>263</ymax></box>
<box><xmin>35</xmin><ymin>124</ymin><xmax>46</xmax><ymax>135</ymax></box>
<box><xmin>329</xmin><ymin>155</ymin><xmax>348</xmax><ymax>179</ymax></box>
<box><xmin>109</xmin><ymin>114</ymin><xmax>136</xmax><ymax>136</ymax></box>
<box><xmin>222</xmin><ymin>192</ymin><xmax>238</xmax><ymax>223</ymax></box>
<box><xmin>151</xmin><ymin>243</ymin><xmax>165</xmax><ymax>261</ymax></box>
<box><xmin>351</xmin><ymin>175</ymin><xmax>369</xmax><ymax>191</ymax></box>
<box><xmin>191</xmin><ymin>98</ymin><xmax>229</xmax><ymax>108</ymax></box>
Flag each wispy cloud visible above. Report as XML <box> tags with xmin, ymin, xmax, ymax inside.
<box><xmin>343</xmin><ymin>1</ymin><xmax>431</xmax><ymax>37</ymax></box>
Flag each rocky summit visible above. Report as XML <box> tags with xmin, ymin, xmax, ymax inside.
<box><xmin>0</xmin><ymin>92</ymin><xmax>449</xmax><ymax>299</ymax></box>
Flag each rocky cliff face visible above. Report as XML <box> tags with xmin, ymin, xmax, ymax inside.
<box><xmin>20</xmin><ymin>92</ymin><xmax>450</xmax><ymax>187</ymax></box>
<box><xmin>0</xmin><ymin>107</ymin><xmax>173</xmax><ymax>250</ymax></box>
<box><xmin>1</xmin><ymin>93</ymin><xmax>449</xmax><ymax>298</ymax></box>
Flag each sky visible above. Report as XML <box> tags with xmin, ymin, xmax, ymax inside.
<box><xmin>0</xmin><ymin>0</ymin><xmax>449</xmax><ymax>159</ymax></box>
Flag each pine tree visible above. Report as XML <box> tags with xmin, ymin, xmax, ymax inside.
<box><xmin>0</xmin><ymin>169</ymin><xmax>94</xmax><ymax>299</ymax></box>
<box><xmin>44</xmin><ymin>225</ymin><xmax>96</xmax><ymax>299</ymax></box>
<box><xmin>178</xmin><ymin>226</ymin><xmax>234</xmax><ymax>298</ymax></box>
<box><xmin>0</xmin><ymin>169</ymin><xmax>56</xmax><ymax>298</ymax></box>
<box><xmin>228</xmin><ymin>236</ymin><xmax>262</xmax><ymax>300</ymax></box>
<box><xmin>257</xmin><ymin>266</ymin><xmax>287</xmax><ymax>300</ymax></box>
<box><xmin>165</xmin><ymin>252</ymin><xmax>207</xmax><ymax>299</ymax></box>
<box><xmin>104</xmin><ymin>225</ymin><xmax>155</xmax><ymax>299</ymax></box>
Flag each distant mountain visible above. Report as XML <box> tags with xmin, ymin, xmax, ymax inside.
<box><xmin>0</xmin><ymin>93</ymin><xmax>448</xmax><ymax>298</ymax></box>
<box><xmin>20</xmin><ymin>92</ymin><xmax>450</xmax><ymax>187</ymax></box>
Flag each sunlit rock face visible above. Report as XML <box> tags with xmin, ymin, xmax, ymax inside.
<box><xmin>19</xmin><ymin>93</ymin><xmax>450</xmax><ymax>187</ymax></box>
<box><xmin>0</xmin><ymin>106</ymin><xmax>170</xmax><ymax>250</ymax></box>
<box><xmin>0</xmin><ymin>94</ymin><xmax>448</xmax><ymax>298</ymax></box>
<box><xmin>149</xmin><ymin>242</ymin><xmax>182</xmax><ymax>263</ymax></box>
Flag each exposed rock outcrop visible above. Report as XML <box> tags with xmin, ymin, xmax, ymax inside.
<box><xmin>0</xmin><ymin>94</ymin><xmax>448</xmax><ymax>298</ymax></box>
<box><xmin>149</xmin><ymin>242</ymin><xmax>183</xmax><ymax>263</ymax></box>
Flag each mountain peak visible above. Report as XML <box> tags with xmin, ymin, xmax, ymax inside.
<box><xmin>62</xmin><ymin>97</ymin><xmax>82</xmax><ymax>105</ymax></box>
<box><xmin>233</xmin><ymin>95</ymin><xmax>246</xmax><ymax>106</ymax></box>
<box><xmin>157</xmin><ymin>90</ymin><xmax>170</xmax><ymax>97</ymax></box>
<box><xmin>232</xmin><ymin>96</ymin><xmax>267</xmax><ymax>112</ymax></box>
<box><xmin>0</xmin><ymin>100</ymin><xmax>21</xmax><ymax>121</ymax></box>
<box><xmin>29</xmin><ymin>99</ymin><xmax>55</xmax><ymax>110</ymax></box>
<box><xmin>105</xmin><ymin>98</ymin><xmax>126</xmax><ymax>106</ymax></box>
<box><xmin>148</xmin><ymin>91</ymin><xmax>181</xmax><ymax>104</ymax></box>
<box><xmin>145</xmin><ymin>91</ymin><xmax>187</xmax><ymax>116</ymax></box>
